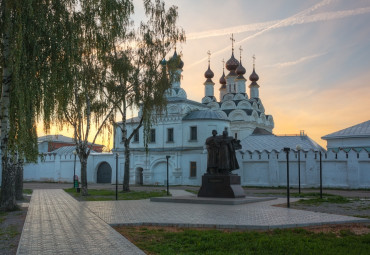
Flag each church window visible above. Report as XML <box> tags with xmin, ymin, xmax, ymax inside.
<box><xmin>190</xmin><ymin>126</ymin><xmax>197</xmax><ymax>141</ymax></box>
<box><xmin>167</xmin><ymin>128</ymin><xmax>174</xmax><ymax>142</ymax></box>
<box><xmin>150</xmin><ymin>129</ymin><xmax>156</xmax><ymax>143</ymax></box>
<box><xmin>234</xmin><ymin>133</ymin><xmax>237</xmax><ymax>139</ymax></box>
<box><xmin>190</xmin><ymin>161</ymin><xmax>197</xmax><ymax>177</ymax></box>
<box><xmin>133</xmin><ymin>131</ymin><xmax>139</xmax><ymax>142</ymax></box>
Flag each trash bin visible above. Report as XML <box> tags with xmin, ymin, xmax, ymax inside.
<box><xmin>74</xmin><ymin>175</ymin><xmax>79</xmax><ymax>188</ymax></box>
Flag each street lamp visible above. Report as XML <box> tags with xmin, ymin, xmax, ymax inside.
<box><xmin>283</xmin><ymin>147</ymin><xmax>291</xmax><ymax>208</ymax></box>
<box><xmin>73</xmin><ymin>150</ymin><xmax>77</xmax><ymax>188</ymax></box>
<box><xmin>166</xmin><ymin>155</ymin><xmax>170</xmax><ymax>196</ymax></box>
<box><xmin>319</xmin><ymin>150</ymin><xmax>323</xmax><ymax>199</ymax></box>
<box><xmin>296</xmin><ymin>144</ymin><xmax>302</xmax><ymax>194</ymax></box>
<box><xmin>116</xmin><ymin>152</ymin><xmax>119</xmax><ymax>200</ymax></box>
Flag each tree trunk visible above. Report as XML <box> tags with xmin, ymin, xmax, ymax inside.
<box><xmin>0</xmin><ymin>19</ymin><xmax>18</xmax><ymax>211</ymax></box>
<box><xmin>80</xmin><ymin>155</ymin><xmax>88</xmax><ymax>196</ymax></box>
<box><xmin>122</xmin><ymin>142</ymin><xmax>130</xmax><ymax>192</ymax></box>
<box><xmin>15</xmin><ymin>160</ymin><xmax>24</xmax><ymax>200</ymax></box>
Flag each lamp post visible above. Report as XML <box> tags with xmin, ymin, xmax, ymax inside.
<box><xmin>283</xmin><ymin>147</ymin><xmax>291</xmax><ymax>208</ymax></box>
<box><xmin>116</xmin><ymin>152</ymin><xmax>119</xmax><ymax>200</ymax></box>
<box><xmin>73</xmin><ymin>150</ymin><xmax>77</xmax><ymax>188</ymax></box>
<box><xmin>319</xmin><ymin>150</ymin><xmax>322</xmax><ymax>199</ymax></box>
<box><xmin>296</xmin><ymin>144</ymin><xmax>302</xmax><ymax>194</ymax></box>
<box><xmin>166</xmin><ymin>155</ymin><xmax>170</xmax><ymax>196</ymax></box>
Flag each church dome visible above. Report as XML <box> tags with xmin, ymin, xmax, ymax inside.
<box><xmin>219</xmin><ymin>71</ymin><xmax>226</xmax><ymax>85</ymax></box>
<box><xmin>249</xmin><ymin>68</ymin><xmax>259</xmax><ymax>82</ymax></box>
<box><xmin>160</xmin><ymin>58</ymin><xmax>167</xmax><ymax>66</ymax></box>
<box><xmin>236</xmin><ymin>61</ymin><xmax>246</xmax><ymax>75</ymax></box>
<box><xmin>168</xmin><ymin>50</ymin><xmax>184</xmax><ymax>69</ymax></box>
<box><xmin>225</xmin><ymin>53</ymin><xmax>239</xmax><ymax>71</ymax></box>
<box><xmin>204</xmin><ymin>66</ymin><xmax>214</xmax><ymax>79</ymax></box>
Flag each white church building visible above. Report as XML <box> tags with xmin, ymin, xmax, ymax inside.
<box><xmin>1</xmin><ymin>41</ymin><xmax>369</xmax><ymax>189</ymax></box>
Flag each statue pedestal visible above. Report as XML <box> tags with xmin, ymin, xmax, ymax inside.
<box><xmin>198</xmin><ymin>174</ymin><xmax>246</xmax><ymax>198</ymax></box>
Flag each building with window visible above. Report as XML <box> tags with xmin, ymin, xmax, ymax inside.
<box><xmin>113</xmin><ymin>43</ymin><xmax>275</xmax><ymax>185</ymax></box>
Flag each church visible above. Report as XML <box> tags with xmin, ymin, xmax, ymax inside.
<box><xmin>113</xmin><ymin>39</ymin><xmax>275</xmax><ymax>186</ymax></box>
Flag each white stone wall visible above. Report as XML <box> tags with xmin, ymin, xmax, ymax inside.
<box><xmin>1</xmin><ymin>148</ymin><xmax>369</xmax><ymax>189</ymax></box>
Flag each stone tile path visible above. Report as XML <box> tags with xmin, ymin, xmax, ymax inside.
<box><xmin>17</xmin><ymin>189</ymin><xmax>370</xmax><ymax>254</ymax></box>
<box><xmin>17</xmin><ymin>189</ymin><xmax>145</xmax><ymax>255</ymax></box>
<box><xmin>85</xmin><ymin>197</ymin><xmax>369</xmax><ymax>230</ymax></box>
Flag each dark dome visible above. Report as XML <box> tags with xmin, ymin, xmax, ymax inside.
<box><xmin>225</xmin><ymin>53</ymin><xmax>239</xmax><ymax>71</ymax></box>
<box><xmin>160</xmin><ymin>58</ymin><xmax>167</xmax><ymax>66</ymax></box>
<box><xmin>168</xmin><ymin>50</ymin><xmax>184</xmax><ymax>69</ymax></box>
<box><xmin>236</xmin><ymin>61</ymin><xmax>246</xmax><ymax>75</ymax></box>
<box><xmin>219</xmin><ymin>72</ymin><xmax>226</xmax><ymax>85</ymax></box>
<box><xmin>204</xmin><ymin>65</ymin><xmax>214</xmax><ymax>79</ymax></box>
<box><xmin>220</xmin><ymin>83</ymin><xmax>226</xmax><ymax>90</ymax></box>
<box><xmin>249</xmin><ymin>68</ymin><xmax>259</xmax><ymax>82</ymax></box>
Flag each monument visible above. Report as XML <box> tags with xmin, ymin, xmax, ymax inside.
<box><xmin>198</xmin><ymin>130</ymin><xmax>246</xmax><ymax>198</ymax></box>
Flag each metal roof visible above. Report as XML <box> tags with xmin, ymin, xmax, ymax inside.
<box><xmin>38</xmin><ymin>135</ymin><xmax>74</xmax><ymax>144</ymax></box>
<box><xmin>45</xmin><ymin>146</ymin><xmax>98</xmax><ymax>155</ymax></box>
<box><xmin>182</xmin><ymin>110</ymin><xmax>229</xmax><ymax>121</ymax></box>
<box><xmin>322</xmin><ymin>120</ymin><xmax>370</xmax><ymax>140</ymax></box>
<box><xmin>241</xmin><ymin>134</ymin><xmax>324</xmax><ymax>153</ymax></box>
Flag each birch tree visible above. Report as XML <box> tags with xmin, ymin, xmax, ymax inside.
<box><xmin>54</xmin><ymin>0</ymin><xmax>134</xmax><ymax>196</ymax></box>
<box><xmin>105</xmin><ymin>0</ymin><xmax>185</xmax><ymax>191</ymax></box>
<box><xmin>0</xmin><ymin>0</ymin><xmax>71</xmax><ymax>210</ymax></box>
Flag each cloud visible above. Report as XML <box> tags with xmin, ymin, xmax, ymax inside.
<box><xmin>185</xmin><ymin>0</ymin><xmax>370</xmax><ymax>69</ymax></box>
<box><xmin>266</xmin><ymin>52</ymin><xmax>327</xmax><ymax>68</ymax></box>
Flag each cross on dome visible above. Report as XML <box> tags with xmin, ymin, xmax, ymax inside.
<box><xmin>239</xmin><ymin>46</ymin><xmax>243</xmax><ymax>62</ymax></box>
<box><xmin>230</xmin><ymin>34</ymin><xmax>235</xmax><ymax>53</ymax></box>
<box><xmin>253</xmin><ymin>54</ymin><xmax>256</xmax><ymax>68</ymax></box>
<box><xmin>207</xmin><ymin>50</ymin><xmax>211</xmax><ymax>65</ymax></box>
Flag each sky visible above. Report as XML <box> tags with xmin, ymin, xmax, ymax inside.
<box><xmin>39</xmin><ymin>0</ymin><xmax>370</xmax><ymax>149</ymax></box>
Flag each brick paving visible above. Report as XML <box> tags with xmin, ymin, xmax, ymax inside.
<box><xmin>17</xmin><ymin>189</ymin><xmax>145</xmax><ymax>255</ymax></box>
<box><xmin>17</xmin><ymin>187</ymin><xmax>370</xmax><ymax>254</ymax></box>
<box><xmin>85</xmin><ymin>197</ymin><xmax>369</xmax><ymax>229</ymax></box>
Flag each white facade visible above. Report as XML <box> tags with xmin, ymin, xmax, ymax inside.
<box><xmin>1</xmin><ymin>48</ymin><xmax>369</xmax><ymax>189</ymax></box>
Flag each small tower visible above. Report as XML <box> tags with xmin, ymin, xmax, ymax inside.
<box><xmin>219</xmin><ymin>59</ymin><xmax>227</xmax><ymax>101</ymax></box>
<box><xmin>235</xmin><ymin>46</ymin><xmax>247</xmax><ymax>94</ymax></box>
<box><xmin>249</xmin><ymin>55</ymin><xmax>260</xmax><ymax>98</ymax></box>
<box><xmin>204</xmin><ymin>50</ymin><xmax>215</xmax><ymax>98</ymax></box>
<box><xmin>225</xmin><ymin>34</ymin><xmax>239</xmax><ymax>94</ymax></box>
<box><xmin>168</xmin><ymin>48</ymin><xmax>184</xmax><ymax>89</ymax></box>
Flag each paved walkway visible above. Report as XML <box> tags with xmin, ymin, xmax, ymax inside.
<box><xmin>17</xmin><ymin>188</ymin><xmax>370</xmax><ymax>254</ymax></box>
<box><xmin>17</xmin><ymin>189</ymin><xmax>145</xmax><ymax>255</ymax></box>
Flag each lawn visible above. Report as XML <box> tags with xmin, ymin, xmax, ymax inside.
<box><xmin>64</xmin><ymin>188</ymin><xmax>169</xmax><ymax>201</ymax></box>
<box><xmin>116</xmin><ymin>226</ymin><xmax>370</xmax><ymax>255</ymax></box>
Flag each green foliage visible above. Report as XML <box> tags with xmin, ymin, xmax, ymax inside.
<box><xmin>64</xmin><ymin>188</ymin><xmax>168</xmax><ymax>201</ymax></box>
<box><xmin>123</xmin><ymin>227</ymin><xmax>370</xmax><ymax>255</ymax></box>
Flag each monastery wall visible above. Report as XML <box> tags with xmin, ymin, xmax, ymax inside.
<box><xmin>1</xmin><ymin>149</ymin><xmax>369</xmax><ymax>189</ymax></box>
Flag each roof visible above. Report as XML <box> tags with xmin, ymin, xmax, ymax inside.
<box><xmin>241</xmin><ymin>134</ymin><xmax>324</xmax><ymax>153</ymax></box>
<box><xmin>45</xmin><ymin>146</ymin><xmax>98</xmax><ymax>155</ymax></box>
<box><xmin>38</xmin><ymin>135</ymin><xmax>74</xmax><ymax>144</ymax></box>
<box><xmin>252</xmin><ymin>127</ymin><xmax>273</xmax><ymax>135</ymax></box>
<box><xmin>322</xmin><ymin>120</ymin><xmax>370</xmax><ymax>140</ymax></box>
<box><xmin>183</xmin><ymin>110</ymin><xmax>229</xmax><ymax>121</ymax></box>
<box><xmin>38</xmin><ymin>135</ymin><xmax>103</xmax><ymax>147</ymax></box>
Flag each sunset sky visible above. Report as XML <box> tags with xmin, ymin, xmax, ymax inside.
<box><xmin>39</xmin><ymin>0</ymin><xmax>370</xmax><ymax>149</ymax></box>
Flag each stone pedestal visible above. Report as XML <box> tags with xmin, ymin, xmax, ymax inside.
<box><xmin>198</xmin><ymin>174</ymin><xmax>246</xmax><ymax>198</ymax></box>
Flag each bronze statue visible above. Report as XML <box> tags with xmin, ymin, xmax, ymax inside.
<box><xmin>205</xmin><ymin>130</ymin><xmax>241</xmax><ymax>174</ymax></box>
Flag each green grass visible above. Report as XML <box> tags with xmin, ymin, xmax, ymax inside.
<box><xmin>185</xmin><ymin>189</ymin><xmax>198</xmax><ymax>194</ymax></box>
<box><xmin>23</xmin><ymin>189</ymin><xmax>32</xmax><ymax>195</ymax></box>
<box><xmin>64</xmin><ymin>188</ymin><xmax>169</xmax><ymax>201</ymax></box>
<box><xmin>0</xmin><ymin>211</ymin><xmax>7</xmax><ymax>224</ymax></box>
<box><xmin>0</xmin><ymin>225</ymin><xmax>19</xmax><ymax>241</ymax></box>
<box><xmin>295</xmin><ymin>194</ymin><xmax>351</xmax><ymax>205</ymax></box>
<box><xmin>120</xmin><ymin>227</ymin><xmax>370</xmax><ymax>255</ymax></box>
